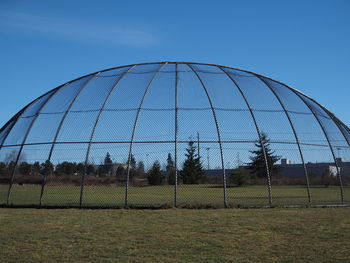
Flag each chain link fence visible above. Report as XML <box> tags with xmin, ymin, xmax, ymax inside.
<box><xmin>0</xmin><ymin>62</ymin><xmax>349</xmax><ymax>208</ymax></box>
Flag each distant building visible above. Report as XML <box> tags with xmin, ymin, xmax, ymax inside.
<box><xmin>204</xmin><ymin>158</ymin><xmax>350</xmax><ymax>178</ymax></box>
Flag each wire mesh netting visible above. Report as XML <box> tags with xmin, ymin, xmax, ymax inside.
<box><xmin>0</xmin><ymin>62</ymin><xmax>349</xmax><ymax>208</ymax></box>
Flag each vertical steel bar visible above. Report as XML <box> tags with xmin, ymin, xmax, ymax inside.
<box><xmin>287</xmin><ymin>89</ymin><xmax>344</xmax><ymax>204</ymax></box>
<box><xmin>174</xmin><ymin>63</ymin><xmax>179</xmax><ymax>207</ymax></box>
<box><xmin>219</xmin><ymin>67</ymin><xmax>273</xmax><ymax>207</ymax></box>
<box><xmin>39</xmin><ymin>74</ymin><xmax>98</xmax><ymax>206</ymax></box>
<box><xmin>187</xmin><ymin>64</ymin><xmax>228</xmax><ymax>208</ymax></box>
<box><xmin>6</xmin><ymin>88</ymin><xmax>61</xmax><ymax>204</ymax></box>
<box><xmin>256</xmin><ymin>76</ymin><xmax>312</xmax><ymax>205</ymax></box>
<box><xmin>79</xmin><ymin>66</ymin><xmax>135</xmax><ymax>207</ymax></box>
<box><xmin>124</xmin><ymin>63</ymin><xmax>166</xmax><ymax>207</ymax></box>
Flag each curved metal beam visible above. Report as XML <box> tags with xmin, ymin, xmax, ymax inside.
<box><xmin>312</xmin><ymin>104</ymin><xmax>350</xmax><ymax>147</ymax></box>
<box><xmin>255</xmin><ymin>75</ymin><xmax>312</xmax><ymax>205</ymax></box>
<box><xmin>6</xmin><ymin>88</ymin><xmax>62</xmax><ymax>204</ymax></box>
<box><xmin>288</xmin><ymin>89</ymin><xmax>344</xmax><ymax>204</ymax></box>
<box><xmin>3</xmin><ymin>61</ymin><xmax>348</xmax><ymax>143</ymax></box>
<box><xmin>0</xmin><ymin>86</ymin><xmax>62</xmax><ymax>137</ymax></box>
<box><xmin>0</xmin><ymin>110</ymin><xmax>27</xmax><ymax>149</ymax></box>
<box><xmin>219</xmin><ymin>67</ymin><xmax>273</xmax><ymax>207</ymax></box>
<box><xmin>124</xmin><ymin>63</ymin><xmax>166</xmax><ymax>207</ymax></box>
<box><xmin>79</xmin><ymin>66</ymin><xmax>135</xmax><ymax>207</ymax></box>
<box><xmin>187</xmin><ymin>64</ymin><xmax>228</xmax><ymax>208</ymax></box>
<box><xmin>39</xmin><ymin>73</ymin><xmax>99</xmax><ymax>205</ymax></box>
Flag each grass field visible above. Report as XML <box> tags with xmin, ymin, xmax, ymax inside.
<box><xmin>1</xmin><ymin>184</ymin><xmax>349</xmax><ymax>207</ymax></box>
<box><xmin>0</xmin><ymin>207</ymin><xmax>349</xmax><ymax>262</ymax></box>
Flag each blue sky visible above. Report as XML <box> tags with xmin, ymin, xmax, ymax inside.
<box><xmin>1</xmin><ymin>0</ymin><xmax>350</xmax><ymax>128</ymax></box>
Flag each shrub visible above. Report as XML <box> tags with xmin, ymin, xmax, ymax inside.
<box><xmin>147</xmin><ymin>161</ymin><xmax>164</xmax><ymax>186</ymax></box>
<box><xmin>230</xmin><ymin>168</ymin><xmax>250</xmax><ymax>186</ymax></box>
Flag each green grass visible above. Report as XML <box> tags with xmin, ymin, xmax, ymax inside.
<box><xmin>1</xmin><ymin>184</ymin><xmax>349</xmax><ymax>207</ymax></box>
<box><xmin>0</xmin><ymin>207</ymin><xmax>349</xmax><ymax>262</ymax></box>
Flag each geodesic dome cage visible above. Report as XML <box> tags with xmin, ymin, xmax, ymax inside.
<box><xmin>0</xmin><ymin>62</ymin><xmax>349</xmax><ymax>208</ymax></box>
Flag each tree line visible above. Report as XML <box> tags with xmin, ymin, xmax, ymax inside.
<box><xmin>0</xmin><ymin>133</ymin><xmax>287</xmax><ymax>186</ymax></box>
<box><xmin>0</xmin><ymin>140</ymin><xmax>206</xmax><ymax>186</ymax></box>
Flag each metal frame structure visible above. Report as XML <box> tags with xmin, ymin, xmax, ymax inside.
<box><xmin>0</xmin><ymin>62</ymin><xmax>349</xmax><ymax>208</ymax></box>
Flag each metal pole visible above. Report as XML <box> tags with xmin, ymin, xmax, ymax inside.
<box><xmin>288</xmin><ymin>89</ymin><xmax>345</xmax><ymax>204</ymax></box>
<box><xmin>174</xmin><ymin>63</ymin><xmax>179</xmax><ymax>207</ymax></box>
<box><xmin>187</xmin><ymin>64</ymin><xmax>228</xmax><ymax>208</ymax></box>
<box><xmin>125</xmin><ymin>63</ymin><xmax>166</xmax><ymax>207</ymax></box>
<box><xmin>219</xmin><ymin>67</ymin><xmax>273</xmax><ymax>207</ymax></box>
<box><xmin>39</xmin><ymin>74</ymin><xmax>98</xmax><ymax>206</ymax></box>
<box><xmin>7</xmin><ymin>88</ymin><xmax>61</xmax><ymax>204</ymax></box>
<box><xmin>80</xmin><ymin>66</ymin><xmax>135</xmax><ymax>207</ymax></box>
<box><xmin>256</xmin><ymin>76</ymin><xmax>312</xmax><ymax>205</ymax></box>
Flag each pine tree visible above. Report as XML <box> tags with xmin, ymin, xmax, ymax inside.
<box><xmin>180</xmin><ymin>141</ymin><xmax>204</xmax><ymax>184</ymax></box>
<box><xmin>137</xmin><ymin>161</ymin><xmax>145</xmax><ymax>177</ymax></box>
<box><xmin>147</xmin><ymin>160</ymin><xmax>164</xmax><ymax>185</ymax></box>
<box><xmin>18</xmin><ymin>162</ymin><xmax>31</xmax><ymax>175</ymax></box>
<box><xmin>104</xmin><ymin>152</ymin><xmax>113</xmax><ymax>176</ymax></box>
<box><xmin>248</xmin><ymin>132</ymin><xmax>280</xmax><ymax>178</ymax></box>
<box><xmin>128</xmin><ymin>154</ymin><xmax>137</xmax><ymax>181</ymax></box>
<box><xmin>230</xmin><ymin>167</ymin><xmax>250</xmax><ymax>186</ymax></box>
<box><xmin>129</xmin><ymin>154</ymin><xmax>137</xmax><ymax>170</ymax></box>
<box><xmin>166</xmin><ymin>153</ymin><xmax>176</xmax><ymax>185</ymax></box>
<box><xmin>32</xmin><ymin>162</ymin><xmax>41</xmax><ymax>176</ymax></box>
<box><xmin>86</xmin><ymin>164</ymin><xmax>96</xmax><ymax>176</ymax></box>
<box><xmin>115</xmin><ymin>165</ymin><xmax>126</xmax><ymax>181</ymax></box>
<box><xmin>41</xmin><ymin>160</ymin><xmax>54</xmax><ymax>175</ymax></box>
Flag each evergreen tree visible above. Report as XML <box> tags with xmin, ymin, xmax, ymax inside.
<box><xmin>76</xmin><ymin>162</ymin><xmax>85</xmax><ymax>175</ymax></box>
<box><xmin>55</xmin><ymin>161</ymin><xmax>76</xmax><ymax>175</ymax></box>
<box><xmin>97</xmin><ymin>165</ymin><xmax>105</xmax><ymax>177</ymax></box>
<box><xmin>86</xmin><ymin>164</ymin><xmax>96</xmax><ymax>175</ymax></box>
<box><xmin>137</xmin><ymin>161</ymin><xmax>145</xmax><ymax>177</ymax></box>
<box><xmin>180</xmin><ymin>141</ymin><xmax>204</xmax><ymax>184</ymax></box>
<box><xmin>18</xmin><ymin>162</ymin><xmax>32</xmax><ymax>175</ymax></box>
<box><xmin>32</xmin><ymin>162</ymin><xmax>41</xmax><ymax>176</ymax></box>
<box><xmin>166</xmin><ymin>153</ymin><xmax>176</xmax><ymax>185</ymax></box>
<box><xmin>128</xmin><ymin>154</ymin><xmax>137</xmax><ymax>180</ymax></box>
<box><xmin>230</xmin><ymin>168</ymin><xmax>250</xmax><ymax>186</ymax></box>
<box><xmin>147</xmin><ymin>160</ymin><xmax>164</xmax><ymax>185</ymax></box>
<box><xmin>7</xmin><ymin>161</ymin><xmax>16</xmax><ymax>174</ymax></box>
<box><xmin>129</xmin><ymin>154</ymin><xmax>137</xmax><ymax>170</ymax></box>
<box><xmin>41</xmin><ymin>160</ymin><xmax>54</xmax><ymax>175</ymax></box>
<box><xmin>115</xmin><ymin>165</ymin><xmax>126</xmax><ymax>181</ymax></box>
<box><xmin>104</xmin><ymin>152</ymin><xmax>113</xmax><ymax>175</ymax></box>
<box><xmin>248</xmin><ymin>132</ymin><xmax>280</xmax><ymax>178</ymax></box>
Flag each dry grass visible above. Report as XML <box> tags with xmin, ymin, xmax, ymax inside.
<box><xmin>0</xmin><ymin>207</ymin><xmax>349</xmax><ymax>262</ymax></box>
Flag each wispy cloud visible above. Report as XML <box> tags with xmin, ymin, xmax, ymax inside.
<box><xmin>0</xmin><ymin>10</ymin><xmax>157</xmax><ymax>47</ymax></box>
